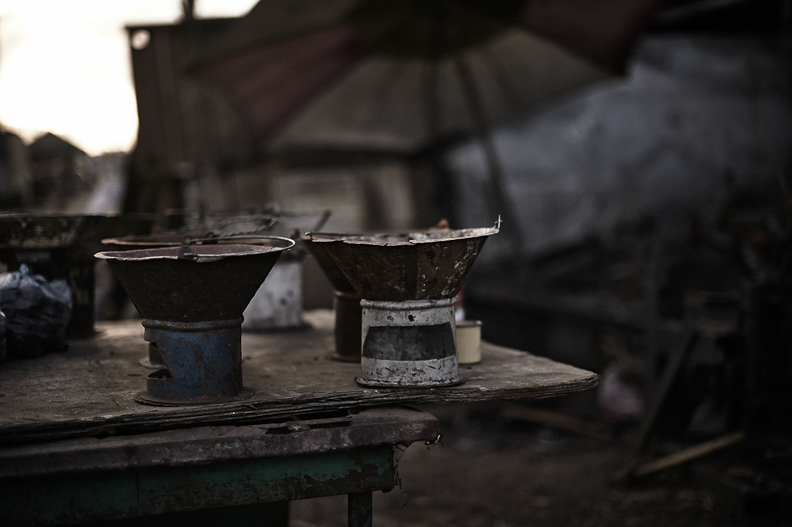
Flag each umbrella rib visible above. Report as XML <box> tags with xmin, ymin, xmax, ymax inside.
<box><xmin>422</xmin><ymin>61</ymin><xmax>440</xmax><ymax>145</ymax></box>
<box><xmin>478</xmin><ymin>44</ymin><xmax>528</xmax><ymax>117</ymax></box>
<box><xmin>422</xmin><ymin>4</ymin><xmax>445</xmax><ymax>145</ymax></box>
<box><xmin>453</xmin><ymin>55</ymin><xmax>523</xmax><ymax>255</ymax></box>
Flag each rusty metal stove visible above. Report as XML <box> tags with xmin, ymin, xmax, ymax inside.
<box><xmin>301</xmin><ymin>234</ymin><xmax>362</xmax><ymax>361</ymax></box>
<box><xmin>308</xmin><ymin>222</ymin><xmax>498</xmax><ymax>387</ymax></box>
<box><xmin>103</xmin><ymin>232</ymin><xmax>311</xmax><ymax>368</ymax></box>
<box><xmin>96</xmin><ymin>239</ymin><xmax>293</xmax><ymax>405</ymax></box>
<box><xmin>139</xmin><ymin>318</ymin><xmax>248</xmax><ymax>404</ymax></box>
<box><xmin>0</xmin><ymin>213</ymin><xmax>154</xmax><ymax>338</ymax></box>
<box><xmin>108</xmin><ymin>209</ymin><xmax>330</xmax><ymax>333</ymax></box>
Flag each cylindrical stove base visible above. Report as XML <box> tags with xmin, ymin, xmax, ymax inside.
<box><xmin>358</xmin><ymin>298</ymin><xmax>462</xmax><ymax>387</ymax></box>
<box><xmin>139</xmin><ymin>342</ymin><xmax>166</xmax><ymax>369</ymax></box>
<box><xmin>136</xmin><ymin>318</ymin><xmax>251</xmax><ymax>405</ymax></box>
<box><xmin>333</xmin><ymin>291</ymin><xmax>362</xmax><ymax>361</ymax></box>
<box><xmin>242</xmin><ymin>259</ymin><xmax>306</xmax><ymax>331</ymax></box>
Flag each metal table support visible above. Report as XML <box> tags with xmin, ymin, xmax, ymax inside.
<box><xmin>349</xmin><ymin>492</ymin><xmax>374</xmax><ymax>527</ymax></box>
<box><xmin>0</xmin><ymin>407</ymin><xmax>439</xmax><ymax>526</ymax></box>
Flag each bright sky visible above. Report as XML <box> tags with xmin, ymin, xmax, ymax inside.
<box><xmin>0</xmin><ymin>0</ymin><xmax>258</xmax><ymax>156</ymax></box>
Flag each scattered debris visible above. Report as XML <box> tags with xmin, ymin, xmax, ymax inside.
<box><xmin>632</xmin><ymin>430</ymin><xmax>745</xmax><ymax>478</ymax></box>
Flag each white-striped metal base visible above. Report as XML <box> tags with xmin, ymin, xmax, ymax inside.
<box><xmin>359</xmin><ymin>298</ymin><xmax>462</xmax><ymax>387</ymax></box>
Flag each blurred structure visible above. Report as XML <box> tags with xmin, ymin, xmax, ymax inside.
<box><xmin>124</xmin><ymin>0</ymin><xmax>660</xmax><ymax>237</ymax></box>
<box><xmin>124</xmin><ymin>10</ymin><xmax>421</xmax><ymax>233</ymax></box>
<box><xmin>27</xmin><ymin>132</ymin><xmax>94</xmax><ymax>211</ymax></box>
<box><xmin>85</xmin><ymin>153</ymin><xmax>131</xmax><ymax>214</ymax></box>
<box><xmin>124</xmin><ymin>16</ymin><xmax>252</xmax><ymax>220</ymax></box>
<box><xmin>455</xmin><ymin>8</ymin><xmax>792</xmax><ymax>519</ymax></box>
<box><xmin>0</xmin><ymin>129</ymin><xmax>32</xmax><ymax>209</ymax></box>
<box><xmin>450</xmin><ymin>36</ymin><xmax>792</xmax><ymax>262</ymax></box>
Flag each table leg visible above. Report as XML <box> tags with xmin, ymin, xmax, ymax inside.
<box><xmin>348</xmin><ymin>491</ymin><xmax>372</xmax><ymax>527</ymax></box>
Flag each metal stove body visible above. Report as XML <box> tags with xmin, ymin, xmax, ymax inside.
<box><xmin>141</xmin><ymin>318</ymin><xmax>247</xmax><ymax>404</ymax></box>
<box><xmin>96</xmin><ymin>239</ymin><xmax>293</xmax><ymax>405</ymax></box>
<box><xmin>311</xmin><ymin>223</ymin><xmax>498</xmax><ymax>387</ymax></box>
<box><xmin>0</xmin><ymin>213</ymin><xmax>154</xmax><ymax>338</ymax></box>
<box><xmin>105</xmin><ymin>209</ymin><xmax>330</xmax><ymax>333</ymax></box>
<box><xmin>360</xmin><ymin>298</ymin><xmax>460</xmax><ymax>387</ymax></box>
<box><xmin>302</xmin><ymin>235</ymin><xmax>362</xmax><ymax>361</ymax></box>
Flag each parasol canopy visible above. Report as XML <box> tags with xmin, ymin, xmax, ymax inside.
<box><xmin>190</xmin><ymin>0</ymin><xmax>661</xmax><ymax>153</ymax></box>
<box><xmin>189</xmin><ymin>0</ymin><xmax>661</xmax><ymax>253</ymax></box>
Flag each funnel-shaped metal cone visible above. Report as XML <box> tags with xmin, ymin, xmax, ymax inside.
<box><xmin>302</xmin><ymin>235</ymin><xmax>360</xmax><ymax>360</ymax></box>
<box><xmin>0</xmin><ymin>212</ymin><xmax>154</xmax><ymax>258</ymax></box>
<box><xmin>95</xmin><ymin>239</ymin><xmax>294</xmax><ymax>322</ymax></box>
<box><xmin>159</xmin><ymin>209</ymin><xmax>278</xmax><ymax>233</ymax></box>
<box><xmin>300</xmin><ymin>220</ymin><xmax>453</xmax><ymax>293</ymax></box>
<box><xmin>307</xmin><ymin>224</ymin><xmax>498</xmax><ymax>301</ymax></box>
<box><xmin>301</xmin><ymin>235</ymin><xmax>356</xmax><ymax>294</ymax></box>
<box><xmin>103</xmin><ymin>232</ymin><xmax>286</xmax><ymax>251</ymax></box>
<box><xmin>96</xmin><ymin>240</ymin><xmax>293</xmax><ymax>405</ymax></box>
<box><xmin>160</xmin><ymin>209</ymin><xmax>330</xmax><ymax>238</ymax></box>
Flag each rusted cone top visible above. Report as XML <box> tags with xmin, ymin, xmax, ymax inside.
<box><xmin>305</xmin><ymin>220</ymin><xmax>498</xmax><ymax>301</ymax></box>
<box><xmin>301</xmin><ymin>235</ymin><xmax>356</xmax><ymax>293</ymax></box>
<box><xmin>0</xmin><ymin>212</ymin><xmax>154</xmax><ymax>256</ymax></box>
<box><xmin>103</xmin><ymin>232</ymin><xmax>287</xmax><ymax>251</ymax></box>
<box><xmin>95</xmin><ymin>239</ymin><xmax>294</xmax><ymax>323</ymax></box>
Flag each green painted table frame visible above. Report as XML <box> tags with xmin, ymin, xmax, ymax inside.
<box><xmin>0</xmin><ymin>407</ymin><xmax>440</xmax><ymax>527</ymax></box>
<box><xmin>1</xmin><ymin>448</ymin><xmax>388</xmax><ymax>526</ymax></box>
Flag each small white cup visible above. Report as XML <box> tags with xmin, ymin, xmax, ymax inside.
<box><xmin>456</xmin><ymin>320</ymin><xmax>482</xmax><ymax>364</ymax></box>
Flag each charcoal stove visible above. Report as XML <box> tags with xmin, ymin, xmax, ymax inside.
<box><xmin>308</xmin><ymin>222</ymin><xmax>498</xmax><ymax>387</ymax></box>
<box><xmin>301</xmin><ymin>221</ymin><xmax>456</xmax><ymax>363</ymax></box>
<box><xmin>301</xmin><ymin>234</ymin><xmax>362</xmax><ymax>361</ymax></box>
<box><xmin>241</xmin><ymin>209</ymin><xmax>329</xmax><ymax>331</ymax></box>
<box><xmin>96</xmin><ymin>238</ymin><xmax>294</xmax><ymax>405</ymax></box>
<box><xmin>125</xmin><ymin>208</ymin><xmax>330</xmax><ymax>331</ymax></box>
<box><xmin>0</xmin><ymin>213</ymin><xmax>154</xmax><ymax>338</ymax></box>
<box><xmin>102</xmin><ymin>232</ymin><xmax>288</xmax><ymax>368</ymax></box>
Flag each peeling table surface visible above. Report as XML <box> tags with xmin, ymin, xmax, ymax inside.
<box><xmin>0</xmin><ymin>310</ymin><xmax>598</xmax><ymax>445</ymax></box>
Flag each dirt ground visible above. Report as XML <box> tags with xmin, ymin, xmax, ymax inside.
<box><xmin>291</xmin><ymin>402</ymin><xmax>755</xmax><ymax>527</ymax></box>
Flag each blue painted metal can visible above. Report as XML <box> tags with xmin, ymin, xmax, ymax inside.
<box><xmin>137</xmin><ymin>318</ymin><xmax>250</xmax><ymax>405</ymax></box>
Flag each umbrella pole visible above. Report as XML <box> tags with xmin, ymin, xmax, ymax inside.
<box><xmin>453</xmin><ymin>56</ymin><xmax>523</xmax><ymax>258</ymax></box>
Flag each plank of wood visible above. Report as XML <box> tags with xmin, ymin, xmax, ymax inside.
<box><xmin>0</xmin><ymin>310</ymin><xmax>598</xmax><ymax>445</ymax></box>
<box><xmin>632</xmin><ymin>430</ymin><xmax>745</xmax><ymax>477</ymax></box>
<box><xmin>0</xmin><ymin>407</ymin><xmax>439</xmax><ymax>479</ymax></box>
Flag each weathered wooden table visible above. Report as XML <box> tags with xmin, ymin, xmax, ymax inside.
<box><xmin>0</xmin><ymin>310</ymin><xmax>598</xmax><ymax>526</ymax></box>
<box><xmin>0</xmin><ymin>406</ymin><xmax>438</xmax><ymax>526</ymax></box>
